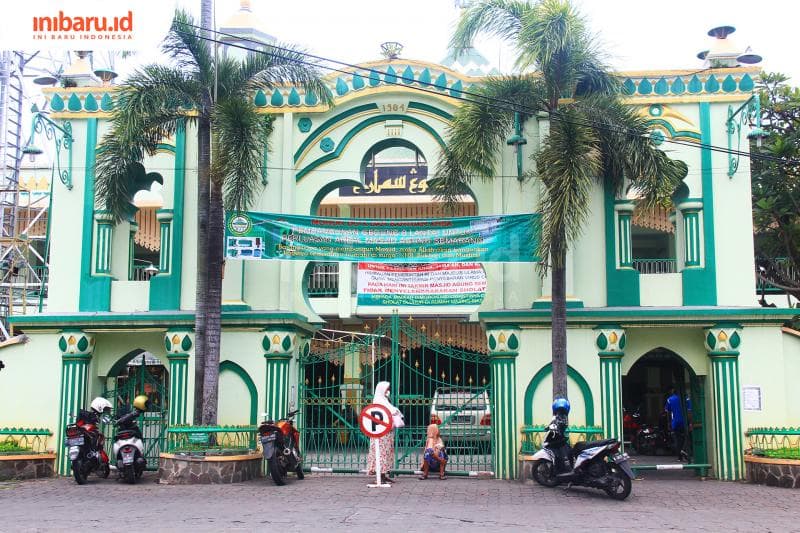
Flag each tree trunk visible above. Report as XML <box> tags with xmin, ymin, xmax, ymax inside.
<box><xmin>201</xmin><ymin>177</ymin><xmax>224</xmax><ymax>425</ymax></box>
<box><xmin>551</xmin><ymin>244</ymin><xmax>568</xmax><ymax>401</ymax></box>
<box><xmin>193</xmin><ymin>114</ymin><xmax>211</xmax><ymax>424</ymax></box>
<box><xmin>193</xmin><ymin>0</ymin><xmax>213</xmax><ymax>424</ymax></box>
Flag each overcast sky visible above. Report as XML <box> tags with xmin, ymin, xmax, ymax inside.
<box><xmin>163</xmin><ymin>0</ymin><xmax>799</xmax><ymax>82</ymax></box>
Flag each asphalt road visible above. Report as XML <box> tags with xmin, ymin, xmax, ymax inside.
<box><xmin>2</xmin><ymin>471</ymin><xmax>799</xmax><ymax>532</ymax></box>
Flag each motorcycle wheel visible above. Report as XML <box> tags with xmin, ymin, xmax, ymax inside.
<box><xmin>532</xmin><ymin>460</ymin><xmax>559</xmax><ymax>487</ymax></box>
<box><xmin>123</xmin><ymin>465</ymin><xmax>136</xmax><ymax>484</ymax></box>
<box><xmin>99</xmin><ymin>463</ymin><xmax>110</xmax><ymax>479</ymax></box>
<box><xmin>296</xmin><ymin>465</ymin><xmax>305</xmax><ymax>480</ymax></box>
<box><xmin>605</xmin><ymin>464</ymin><xmax>632</xmax><ymax>500</ymax></box>
<box><xmin>267</xmin><ymin>456</ymin><xmax>286</xmax><ymax>486</ymax></box>
<box><xmin>636</xmin><ymin>435</ymin><xmax>654</xmax><ymax>456</ymax></box>
<box><xmin>72</xmin><ymin>459</ymin><xmax>88</xmax><ymax>485</ymax></box>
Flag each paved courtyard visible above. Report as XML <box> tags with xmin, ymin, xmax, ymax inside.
<box><xmin>2</xmin><ymin>471</ymin><xmax>799</xmax><ymax>532</ymax></box>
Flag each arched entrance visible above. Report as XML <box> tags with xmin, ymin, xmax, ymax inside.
<box><xmin>622</xmin><ymin>348</ymin><xmax>707</xmax><ymax>466</ymax></box>
<box><xmin>103</xmin><ymin>349</ymin><xmax>169</xmax><ymax>470</ymax></box>
<box><xmin>218</xmin><ymin>360</ymin><xmax>258</xmax><ymax>426</ymax></box>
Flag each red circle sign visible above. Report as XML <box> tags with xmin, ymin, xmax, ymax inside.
<box><xmin>359</xmin><ymin>403</ymin><xmax>393</xmax><ymax>439</ymax></box>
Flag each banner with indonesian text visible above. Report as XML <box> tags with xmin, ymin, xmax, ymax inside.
<box><xmin>225</xmin><ymin>211</ymin><xmax>539</xmax><ymax>263</ymax></box>
<box><xmin>356</xmin><ymin>263</ymin><xmax>486</xmax><ymax>306</ymax></box>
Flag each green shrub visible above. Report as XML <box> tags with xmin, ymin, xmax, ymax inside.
<box><xmin>0</xmin><ymin>441</ymin><xmax>32</xmax><ymax>454</ymax></box>
<box><xmin>764</xmin><ymin>448</ymin><xmax>800</xmax><ymax>460</ymax></box>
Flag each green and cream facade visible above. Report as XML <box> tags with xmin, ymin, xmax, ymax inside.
<box><xmin>2</xmin><ymin>55</ymin><xmax>799</xmax><ymax>482</ymax></box>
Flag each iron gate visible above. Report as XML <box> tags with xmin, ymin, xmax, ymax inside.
<box><xmin>102</xmin><ymin>354</ymin><xmax>168</xmax><ymax>470</ymax></box>
<box><xmin>299</xmin><ymin>314</ymin><xmax>493</xmax><ymax>476</ymax></box>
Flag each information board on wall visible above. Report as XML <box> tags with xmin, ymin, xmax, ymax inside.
<box><xmin>225</xmin><ymin>211</ymin><xmax>539</xmax><ymax>263</ymax></box>
<box><xmin>356</xmin><ymin>263</ymin><xmax>487</xmax><ymax>306</ymax></box>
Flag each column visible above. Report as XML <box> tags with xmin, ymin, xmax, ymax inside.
<box><xmin>678</xmin><ymin>201</ymin><xmax>703</xmax><ymax>268</ymax></box>
<box><xmin>704</xmin><ymin>323</ymin><xmax>744</xmax><ymax>480</ymax></box>
<box><xmin>595</xmin><ymin>324</ymin><xmax>626</xmax><ymax>444</ymax></box>
<box><xmin>614</xmin><ymin>201</ymin><xmax>635</xmax><ymax>268</ymax></box>
<box><xmin>93</xmin><ymin>211</ymin><xmax>115</xmax><ymax>275</ymax></box>
<box><xmin>56</xmin><ymin>330</ymin><xmax>95</xmax><ymax>475</ymax></box>
<box><xmin>165</xmin><ymin>329</ymin><xmax>193</xmax><ymax>426</ymax></box>
<box><xmin>127</xmin><ymin>221</ymin><xmax>138</xmax><ymax>280</ymax></box>
<box><xmin>157</xmin><ymin>210</ymin><xmax>173</xmax><ymax>274</ymax></box>
<box><xmin>263</xmin><ymin>329</ymin><xmax>297</xmax><ymax>419</ymax></box>
<box><xmin>485</xmin><ymin>326</ymin><xmax>520</xmax><ymax>480</ymax></box>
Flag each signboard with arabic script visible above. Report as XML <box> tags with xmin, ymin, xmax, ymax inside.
<box><xmin>225</xmin><ymin>211</ymin><xmax>539</xmax><ymax>263</ymax></box>
<box><xmin>340</xmin><ymin>166</ymin><xmax>430</xmax><ymax>196</ymax></box>
<box><xmin>357</xmin><ymin>263</ymin><xmax>486</xmax><ymax>306</ymax></box>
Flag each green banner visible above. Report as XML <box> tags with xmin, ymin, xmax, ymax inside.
<box><xmin>225</xmin><ymin>211</ymin><xmax>539</xmax><ymax>263</ymax></box>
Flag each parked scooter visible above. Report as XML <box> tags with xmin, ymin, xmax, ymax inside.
<box><xmin>112</xmin><ymin>395</ymin><xmax>148</xmax><ymax>484</ymax></box>
<box><xmin>65</xmin><ymin>397</ymin><xmax>112</xmax><ymax>485</ymax></box>
<box><xmin>259</xmin><ymin>409</ymin><xmax>304</xmax><ymax>486</ymax></box>
<box><xmin>531</xmin><ymin>398</ymin><xmax>634</xmax><ymax>500</ymax></box>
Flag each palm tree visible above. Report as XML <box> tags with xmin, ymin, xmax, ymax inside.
<box><xmin>95</xmin><ymin>10</ymin><xmax>331</xmax><ymax>424</ymax></box>
<box><xmin>435</xmin><ymin>0</ymin><xmax>686</xmax><ymax>400</ymax></box>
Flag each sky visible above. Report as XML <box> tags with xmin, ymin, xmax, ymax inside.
<box><xmin>153</xmin><ymin>0</ymin><xmax>800</xmax><ymax>83</ymax></box>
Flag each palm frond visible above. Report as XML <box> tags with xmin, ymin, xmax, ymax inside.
<box><xmin>450</xmin><ymin>0</ymin><xmax>531</xmax><ymax>55</ymax></box>
<box><xmin>212</xmin><ymin>98</ymin><xmax>274</xmax><ymax>211</ymax></box>
<box><xmin>248</xmin><ymin>43</ymin><xmax>333</xmax><ymax>107</ymax></box>
<box><xmin>575</xmin><ymin>96</ymin><xmax>687</xmax><ymax>207</ymax></box>
<box><xmin>95</xmin><ymin>65</ymin><xmax>197</xmax><ymax>222</ymax></box>
<box><xmin>535</xmin><ymin>106</ymin><xmax>601</xmax><ymax>269</ymax></box>
<box><xmin>432</xmin><ymin>76</ymin><xmax>547</xmax><ymax>203</ymax></box>
<box><xmin>162</xmin><ymin>10</ymin><xmax>214</xmax><ymax>86</ymax></box>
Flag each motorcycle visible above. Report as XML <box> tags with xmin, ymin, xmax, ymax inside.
<box><xmin>259</xmin><ymin>409</ymin><xmax>304</xmax><ymax>486</ymax></box>
<box><xmin>622</xmin><ymin>407</ymin><xmax>642</xmax><ymax>449</ymax></box>
<box><xmin>531</xmin><ymin>415</ymin><xmax>634</xmax><ymax>500</ymax></box>
<box><xmin>634</xmin><ymin>412</ymin><xmax>672</xmax><ymax>456</ymax></box>
<box><xmin>65</xmin><ymin>408</ymin><xmax>111</xmax><ymax>485</ymax></box>
<box><xmin>112</xmin><ymin>407</ymin><xmax>147</xmax><ymax>484</ymax></box>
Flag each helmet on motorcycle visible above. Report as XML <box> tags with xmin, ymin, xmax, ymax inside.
<box><xmin>90</xmin><ymin>397</ymin><xmax>112</xmax><ymax>415</ymax></box>
<box><xmin>132</xmin><ymin>395</ymin><xmax>148</xmax><ymax>411</ymax></box>
<box><xmin>552</xmin><ymin>398</ymin><xmax>570</xmax><ymax>416</ymax></box>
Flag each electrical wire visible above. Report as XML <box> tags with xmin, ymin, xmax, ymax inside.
<box><xmin>172</xmin><ymin>23</ymin><xmax>796</xmax><ymax>167</ymax></box>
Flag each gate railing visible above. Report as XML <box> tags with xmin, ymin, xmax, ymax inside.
<box><xmin>0</xmin><ymin>427</ymin><xmax>52</xmax><ymax>454</ymax></box>
<box><xmin>165</xmin><ymin>425</ymin><xmax>259</xmax><ymax>453</ymax></box>
<box><xmin>745</xmin><ymin>427</ymin><xmax>800</xmax><ymax>460</ymax></box>
<box><xmin>520</xmin><ymin>425</ymin><xmax>605</xmax><ymax>454</ymax></box>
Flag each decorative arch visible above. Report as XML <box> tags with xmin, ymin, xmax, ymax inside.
<box><xmin>107</xmin><ymin>348</ymin><xmax>149</xmax><ymax>377</ymax></box>
<box><xmin>359</xmin><ymin>137</ymin><xmax>427</xmax><ymax>173</ymax></box>
<box><xmin>220</xmin><ymin>360</ymin><xmax>258</xmax><ymax>425</ymax></box>
<box><xmin>623</xmin><ymin>346</ymin><xmax>700</xmax><ymax>379</ymax></box>
<box><xmin>296</xmin><ymin>113</ymin><xmax>447</xmax><ymax>181</ymax></box>
<box><xmin>523</xmin><ymin>363</ymin><xmax>595</xmax><ymax>426</ymax></box>
<box><xmin>309</xmin><ymin>178</ymin><xmax>362</xmax><ymax>216</ymax></box>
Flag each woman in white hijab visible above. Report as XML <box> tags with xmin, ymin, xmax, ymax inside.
<box><xmin>367</xmin><ymin>381</ymin><xmax>404</xmax><ymax>483</ymax></box>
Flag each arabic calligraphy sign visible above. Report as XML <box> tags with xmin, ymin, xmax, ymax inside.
<box><xmin>225</xmin><ymin>211</ymin><xmax>539</xmax><ymax>263</ymax></box>
<box><xmin>357</xmin><ymin>263</ymin><xmax>487</xmax><ymax>306</ymax></box>
<box><xmin>340</xmin><ymin>166</ymin><xmax>430</xmax><ymax>196</ymax></box>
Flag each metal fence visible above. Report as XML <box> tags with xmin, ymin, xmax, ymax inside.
<box><xmin>633</xmin><ymin>258</ymin><xmax>678</xmax><ymax>274</ymax></box>
<box><xmin>307</xmin><ymin>262</ymin><xmax>339</xmax><ymax>297</ymax></box>
<box><xmin>520</xmin><ymin>425</ymin><xmax>604</xmax><ymax>454</ymax></box>
<box><xmin>0</xmin><ymin>427</ymin><xmax>52</xmax><ymax>454</ymax></box>
<box><xmin>746</xmin><ymin>427</ymin><xmax>800</xmax><ymax>459</ymax></box>
<box><xmin>166</xmin><ymin>425</ymin><xmax>259</xmax><ymax>453</ymax></box>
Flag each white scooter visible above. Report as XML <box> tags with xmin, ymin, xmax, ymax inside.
<box><xmin>112</xmin><ymin>395</ymin><xmax>148</xmax><ymax>484</ymax></box>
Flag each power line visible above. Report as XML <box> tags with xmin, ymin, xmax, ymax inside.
<box><xmin>173</xmin><ymin>24</ymin><xmax>794</xmax><ymax>167</ymax></box>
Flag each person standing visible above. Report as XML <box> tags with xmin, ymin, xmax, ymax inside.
<box><xmin>665</xmin><ymin>387</ymin><xmax>689</xmax><ymax>461</ymax></box>
<box><xmin>367</xmin><ymin>381</ymin><xmax>404</xmax><ymax>483</ymax></box>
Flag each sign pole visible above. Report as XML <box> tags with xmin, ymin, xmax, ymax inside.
<box><xmin>360</xmin><ymin>403</ymin><xmax>393</xmax><ymax>488</ymax></box>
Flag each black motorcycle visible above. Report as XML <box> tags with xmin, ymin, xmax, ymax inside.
<box><xmin>259</xmin><ymin>409</ymin><xmax>304</xmax><ymax>486</ymax></box>
<box><xmin>635</xmin><ymin>412</ymin><xmax>673</xmax><ymax>455</ymax></box>
<box><xmin>530</xmin><ymin>415</ymin><xmax>634</xmax><ymax>500</ymax></box>
<box><xmin>65</xmin><ymin>410</ymin><xmax>110</xmax><ymax>484</ymax></box>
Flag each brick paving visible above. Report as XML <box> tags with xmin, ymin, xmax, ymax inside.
<box><xmin>2</xmin><ymin>471</ymin><xmax>799</xmax><ymax>532</ymax></box>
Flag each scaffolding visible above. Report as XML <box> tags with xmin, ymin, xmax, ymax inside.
<box><xmin>0</xmin><ymin>51</ymin><xmax>60</xmax><ymax>340</ymax></box>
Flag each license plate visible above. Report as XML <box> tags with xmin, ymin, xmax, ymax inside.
<box><xmin>450</xmin><ymin>415</ymin><xmax>474</xmax><ymax>424</ymax></box>
<box><xmin>122</xmin><ymin>453</ymin><xmax>134</xmax><ymax>465</ymax></box>
<box><xmin>66</xmin><ymin>437</ymin><xmax>84</xmax><ymax>446</ymax></box>
<box><xmin>261</xmin><ymin>435</ymin><xmax>276</xmax><ymax>443</ymax></box>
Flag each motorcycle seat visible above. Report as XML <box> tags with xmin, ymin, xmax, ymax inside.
<box><xmin>572</xmin><ymin>438</ymin><xmax>617</xmax><ymax>455</ymax></box>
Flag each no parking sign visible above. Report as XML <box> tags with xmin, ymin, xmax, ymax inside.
<box><xmin>359</xmin><ymin>403</ymin><xmax>393</xmax><ymax>439</ymax></box>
